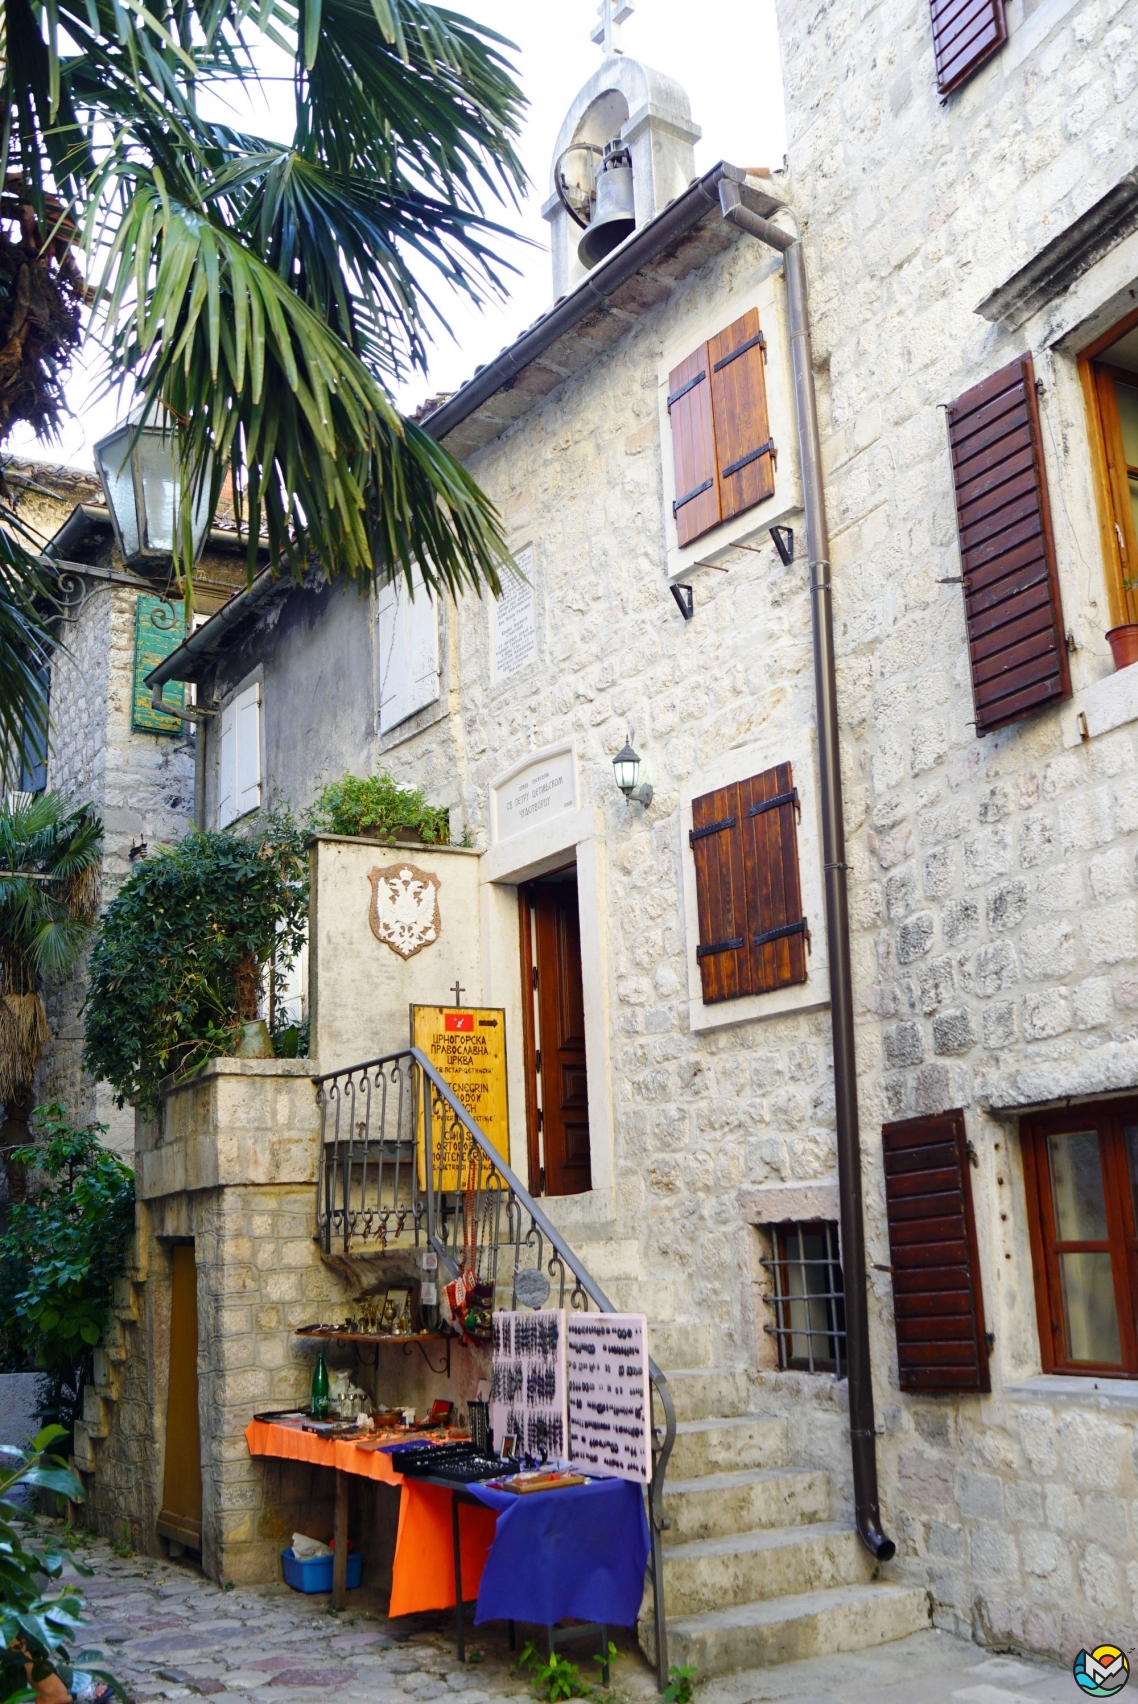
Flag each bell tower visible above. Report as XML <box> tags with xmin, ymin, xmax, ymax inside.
<box><xmin>542</xmin><ymin>1</ymin><xmax>701</xmax><ymax>300</ymax></box>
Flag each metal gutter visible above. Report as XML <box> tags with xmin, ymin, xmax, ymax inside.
<box><xmin>421</xmin><ymin>162</ymin><xmax>772</xmax><ymax>443</ymax></box>
<box><xmin>719</xmin><ymin>180</ymin><xmax>895</xmax><ymax>1564</ymax></box>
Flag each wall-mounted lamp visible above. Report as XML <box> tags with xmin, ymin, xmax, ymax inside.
<box><xmin>613</xmin><ymin>736</ymin><xmax>653</xmax><ymax>807</ymax></box>
<box><xmin>770</xmin><ymin>525</ymin><xmax>794</xmax><ymax>565</ymax></box>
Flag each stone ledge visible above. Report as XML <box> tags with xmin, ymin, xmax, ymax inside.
<box><xmin>976</xmin><ymin>1040</ymin><xmax>1138</xmax><ymax>1112</ymax></box>
<box><xmin>1060</xmin><ymin>663</ymin><xmax>1138</xmax><ymax>749</ymax></box>
<box><xmin>737</xmin><ymin>1183</ymin><xmax>840</xmax><ymax>1225</ymax></box>
<box><xmin>1003</xmin><ymin>1374</ymin><xmax>1138</xmax><ymax>1410</ymax></box>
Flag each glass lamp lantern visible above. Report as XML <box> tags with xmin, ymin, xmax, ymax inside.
<box><xmin>613</xmin><ymin>739</ymin><xmax>652</xmax><ymax>806</ymax></box>
<box><xmin>93</xmin><ymin>407</ymin><xmax>211</xmax><ymax>566</ymax></box>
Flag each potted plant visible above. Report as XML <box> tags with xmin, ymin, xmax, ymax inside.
<box><xmin>1106</xmin><ymin>579</ymin><xmax>1138</xmax><ymax>669</ymax></box>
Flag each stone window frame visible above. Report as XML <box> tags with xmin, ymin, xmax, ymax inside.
<box><xmin>678</xmin><ymin>727</ymin><xmax>828</xmax><ymax>1035</ymax></box>
<box><xmin>656</xmin><ymin>269</ymin><xmax>801</xmax><ymax>586</ymax></box>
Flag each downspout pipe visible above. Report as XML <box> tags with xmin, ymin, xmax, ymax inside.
<box><xmin>719</xmin><ymin>180</ymin><xmax>895</xmax><ymax>1564</ymax></box>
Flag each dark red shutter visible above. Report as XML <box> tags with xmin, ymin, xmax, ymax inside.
<box><xmin>709</xmin><ymin>310</ymin><xmax>775</xmax><ymax>524</ymax></box>
<box><xmin>947</xmin><ymin>354</ymin><xmax>1070</xmax><ymax>736</ymax></box>
<box><xmin>739</xmin><ymin>762</ymin><xmax>808</xmax><ymax>993</ymax></box>
<box><xmin>882</xmin><ymin>1110</ymin><xmax>990</xmax><ymax>1393</ymax></box>
<box><xmin>930</xmin><ymin>0</ymin><xmax>1007</xmax><ymax>96</ymax></box>
<box><xmin>690</xmin><ymin>764</ymin><xmax>809</xmax><ymax>1004</ymax></box>
<box><xmin>668</xmin><ymin>344</ymin><xmax>720</xmax><ymax>548</ymax></box>
<box><xmin>690</xmin><ymin>781</ymin><xmax>748</xmax><ymax>1003</ymax></box>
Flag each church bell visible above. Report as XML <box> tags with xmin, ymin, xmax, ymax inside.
<box><xmin>578</xmin><ymin>139</ymin><xmax>635</xmax><ymax>269</ymax></box>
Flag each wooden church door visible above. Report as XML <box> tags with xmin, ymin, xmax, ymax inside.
<box><xmin>521</xmin><ymin>871</ymin><xmax>592</xmax><ymax>1196</ymax></box>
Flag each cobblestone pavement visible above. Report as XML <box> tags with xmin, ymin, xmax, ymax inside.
<box><xmin>48</xmin><ymin>1532</ymin><xmax>1076</xmax><ymax>1704</ymax></box>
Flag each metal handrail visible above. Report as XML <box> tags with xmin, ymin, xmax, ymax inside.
<box><xmin>313</xmin><ymin>1047</ymin><xmax>674</xmax><ymax>1688</ymax></box>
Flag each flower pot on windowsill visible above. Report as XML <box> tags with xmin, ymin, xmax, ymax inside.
<box><xmin>1106</xmin><ymin>624</ymin><xmax>1138</xmax><ymax>671</ymax></box>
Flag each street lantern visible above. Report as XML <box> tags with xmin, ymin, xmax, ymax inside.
<box><xmin>93</xmin><ymin>405</ymin><xmax>211</xmax><ymax>566</ymax></box>
<box><xmin>612</xmin><ymin>736</ymin><xmax>652</xmax><ymax>807</ymax></box>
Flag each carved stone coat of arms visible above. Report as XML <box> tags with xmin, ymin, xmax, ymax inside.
<box><xmin>368</xmin><ymin>864</ymin><xmax>442</xmax><ymax>960</ymax></box>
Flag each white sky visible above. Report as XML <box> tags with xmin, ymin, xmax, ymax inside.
<box><xmin>8</xmin><ymin>0</ymin><xmax>786</xmax><ymax>471</ymax></box>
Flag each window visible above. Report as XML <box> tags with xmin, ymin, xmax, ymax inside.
<box><xmin>667</xmin><ymin>309</ymin><xmax>774</xmax><ymax>549</ymax></box>
<box><xmin>882</xmin><ymin>1110</ymin><xmax>990</xmax><ymax>1393</ymax></box>
<box><xmin>688</xmin><ymin>760</ymin><xmax>808</xmax><ymax>1004</ymax></box>
<box><xmin>929</xmin><ymin>0</ymin><xmax>1007</xmax><ymax>98</ymax></box>
<box><xmin>1021</xmin><ymin>1100</ymin><xmax>1138</xmax><ymax>1377</ymax></box>
<box><xmin>946</xmin><ymin>355</ymin><xmax>1070</xmax><ymax>736</ymax></box>
<box><xmin>218</xmin><ymin>681</ymin><xmax>261</xmax><ymax>828</ymax></box>
<box><xmin>377</xmin><ymin>570</ymin><xmax>439</xmax><ymax>732</ymax></box>
<box><xmin>762</xmin><ymin>1222</ymin><xmax>846</xmax><ymax>1374</ymax></box>
<box><xmin>1081</xmin><ymin>315</ymin><xmax>1138</xmax><ymax>631</ymax></box>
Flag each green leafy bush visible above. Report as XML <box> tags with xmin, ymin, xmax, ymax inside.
<box><xmin>0</xmin><ymin>1427</ymin><xmax>123</xmax><ymax>1704</ymax></box>
<box><xmin>0</xmin><ymin>1108</ymin><xmax>135</xmax><ymax>1443</ymax></box>
<box><xmin>83</xmin><ymin>812</ymin><xmax>308</xmax><ymax>1108</ymax></box>
<box><xmin>308</xmin><ymin>773</ymin><xmax>450</xmax><ymax>845</ymax></box>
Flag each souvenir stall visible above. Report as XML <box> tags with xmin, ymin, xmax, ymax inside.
<box><xmin>245</xmin><ymin>1302</ymin><xmax>652</xmax><ymax>1663</ymax></box>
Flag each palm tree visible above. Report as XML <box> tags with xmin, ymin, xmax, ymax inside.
<box><xmin>0</xmin><ymin>791</ymin><xmax>103</xmax><ymax>1200</ymax></box>
<box><xmin>0</xmin><ymin>0</ymin><xmax>527</xmax><ymax>765</ymax></box>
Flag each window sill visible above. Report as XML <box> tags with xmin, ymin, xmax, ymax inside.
<box><xmin>1059</xmin><ymin>663</ymin><xmax>1138</xmax><ymax>748</ymax></box>
<box><xmin>1004</xmin><ymin>1373</ymin><xmax>1138</xmax><ymax>1409</ymax></box>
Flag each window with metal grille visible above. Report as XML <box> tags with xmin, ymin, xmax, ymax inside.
<box><xmin>761</xmin><ymin>1222</ymin><xmax>846</xmax><ymax>1374</ymax></box>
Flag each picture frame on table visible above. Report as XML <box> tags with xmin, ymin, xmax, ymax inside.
<box><xmin>501</xmin><ymin>1434</ymin><xmax>517</xmax><ymax>1459</ymax></box>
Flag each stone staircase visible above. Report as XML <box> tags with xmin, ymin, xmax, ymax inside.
<box><xmin>551</xmin><ymin>1222</ymin><xmax>929</xmax><ymax>1679</ymax></box>
<box><xmin>644</xmin><ymin>1350</ymin><xmax>929</xmax><ymax>1674</ymax></box>
<box><xmin>73</xmin><ymin>1270</ymin><xmax>143</xmax><ymax>1476</ymax></box>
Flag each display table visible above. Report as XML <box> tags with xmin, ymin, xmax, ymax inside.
<box><xmin>245</xmin><ymin>1421</ymin><xmax>649</xmax><ymax>1648</ymax></box>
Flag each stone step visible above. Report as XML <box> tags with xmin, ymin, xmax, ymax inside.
<box><xmin>659</xmin><ymin>1367</ymin><xmax>751</xmax><ymax>1422</ymax></box>
<box><xmin>649</xmin><ymin>1323</ymin><xmax>714</xmax><ymax>1371</ymax></box>
<box><xmin>662</xmin><ymin>1466</ymin><xmax>830</xmax><ymax>1544</ymax></box>
<box><xmin>668</xmin><ymin>1416</ymin><xmax>788</xmax><ymax>1480</ymax></box>
<box><xmin>567</xmin><ymin>1240</ymin><xmax>641</xmax><ymax>1283</ymax></box>
<box><xmin>72</xmin><ymin>1424</ymin><xmax>97</xmax><ymax>1474</ymax></box>
<box><xmin>641</xmin><ymin>1582</ymin><xmax>930</xmax><ymax>1676</ymax></box>
<box><xmin>601</xmin><ymin>1279</ymin><xmax>675</xmax><ymax>1322</ymax></box>
<box><xmin>661</xmin><ymin>1522</ymin><xmax>876</xmax><ymax>1616</ymax></box>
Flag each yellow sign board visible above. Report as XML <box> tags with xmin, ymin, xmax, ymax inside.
<box><xmin>412</xmin><ymin>1005</ymin><xmax>510</xmax><ymax>1188</ymax></box>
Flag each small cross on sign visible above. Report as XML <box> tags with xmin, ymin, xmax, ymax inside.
<box><xmin>452</xmin><ymin>981</ymin><xmax>465</xmax><ymax>1005</ymax></box>
<box><xmin>590</xmin><ymin>0</ymin><xmax>633</xmax><ymax>56</ymax></box>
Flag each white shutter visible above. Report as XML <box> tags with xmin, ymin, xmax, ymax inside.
<box><xmin>218</xmin><ymin>701</ymin><xmax>237</xmax><ymax>828</ymax></box>
<box><xmin>377</xmin><ymin>571</ymin><xmax>439</xmax><ymax>731</ymax></box>
<box><xmin>234</xmin><ymin>682</ymin><xmax>262</xmax><ymax>817</ymax></box>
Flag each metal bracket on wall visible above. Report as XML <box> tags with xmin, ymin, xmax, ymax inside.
<box><xmin>670</xmin><ymin>583</ymin><xmax>694</xmax><ymax>621</ymax></box>
<box><xmin>769</xmin><ymin>524</ymin><xmax>795</xmax><ymax>566</ymax></box>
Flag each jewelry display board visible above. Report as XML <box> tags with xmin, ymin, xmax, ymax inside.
<box><xmin>490</xmin><ymin>1309</ymin><xmax>567</xmax><ymax>1459</ymax></box>
<box><xmin>566</xmin><ymin>1312</ymin><xmax>651</xmax><ymax>1484</ymax></box>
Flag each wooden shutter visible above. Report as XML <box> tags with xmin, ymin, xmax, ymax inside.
<box><xmin>740</xmin><ymin>762</ymin><xmax>808</xmax><ymax>993</ymax></box>
<box><xmin>218</xmin><ymin>699</ymin><xmax>237</xmax><ymax>828</ymax></box>
<box><xmin>234</xmin><ymin>682</ymin><xmax>262</xmax><ymax>818</ymax></box>
<box><xmin>709</xmin><ymin>310</ymin><xmax>775</xmax><ymax>523</ymax></box>
<box><xmin>690</xmin><ymin>781</ymin><xmax>748</xmax><ymax>1003</ymax></box>
<box><xmin>377</xmin><ymin>571</ymin><xmax>439</xmax><ymax>730</ymax></box>
<box><xmin>689</xmin><ymin>762</ymin><xmax>808</xmax><ymax>1004</ymax></box>
<box><xmin>668</xmin><ymin>346</ymin><xmax>720</xmax><ymax>547</ymax></box>
<box><xmin>930</xmin><ymin>0</ymin><xmax>1007</xmax><ymax>97</ymax></box>
<box><xmin>947</xmin><ymin>354</ymin><xmax>1070</xmax><ymax>736</ymax></box>
<box><xmin>882</xmin><ymin>1110</ymin><xmax>990</xmax><ymax>1393</ymax></box>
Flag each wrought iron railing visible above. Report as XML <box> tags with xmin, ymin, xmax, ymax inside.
<box><xmin>313</xmin><ymin>1048</ymin><xmax>675</xmax><ymax>1687</ymax></box>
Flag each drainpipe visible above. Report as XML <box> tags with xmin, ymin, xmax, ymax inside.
<box><xmin>719</xmin><ymin>180</ymin><xmax>895</xmax><ymax>1564</ymax></box>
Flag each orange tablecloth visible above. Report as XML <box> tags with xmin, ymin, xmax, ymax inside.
<box><xmin>245</xmin><ymin>1421</ymin><xmax>497</xmax><ymax>1615</ymax></box>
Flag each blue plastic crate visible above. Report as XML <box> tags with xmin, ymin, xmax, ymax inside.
<box><xmin>281</xmin><ymin>1547</ymin><xmax>363</xmax><ymax>1594</ymax></box>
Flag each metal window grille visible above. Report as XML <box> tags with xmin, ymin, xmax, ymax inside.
<box><xmin>761</xmin><ymin>1221</ymin><xmax>846</xmax><ymax>1375</ymax></box>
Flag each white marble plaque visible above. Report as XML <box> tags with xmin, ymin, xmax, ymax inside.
<box><xmin>492</xmin><ymin>747</ymin><xmax>576</xmax><ymax>842</ymax></box>
<box><xmin>566</xmin><ymin>1312</ymin><xmax>651</xmax><ymax>1484</ymax></box>
<box><xmin>490</xmin><ymin>546</ymin><xmax>538</xmax><ymax>682</ymax></box>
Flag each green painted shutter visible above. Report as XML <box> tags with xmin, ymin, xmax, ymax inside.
<box><xmin>132</xmin><ymin>594</ymin><xmax>186</xmax><ymax>735</ymax></box>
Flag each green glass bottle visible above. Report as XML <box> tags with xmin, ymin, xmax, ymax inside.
<box><xmin>311</xmin><ymin>1352</ymin><xmax>329</xmax><ymax>1419</ymax></box>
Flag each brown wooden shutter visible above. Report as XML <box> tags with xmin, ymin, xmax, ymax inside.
<box><xmin>709</xmin><ymin>310</ymin><xmax>775</xmax><ymax>523</ymax></box>
<box><xmin>739</xmin><ymin>762</ymin><xmax>808</xmax><ymax>993</ymax></box>
<box><xmin>882</xmin><ymin>1110</ymin><xmax>990</xmax><ymax>1393</ymax></box>
<box><xmin>947</xmin><ymin>354</ymin><xmax>1070</xmax><ymax>736</ymax></box>
<box><xmin>668</xmin><ymin>345</ymin><xmax>721</xmax><ymax>548</ymax></box>
<box><xmin>690</xmin><ymin>763</ymin><xmax>808</xmax><ymax>1004</ymax></box>
<box><xmin>690</xmin><ymin>781</ymin><xmax>748</xmax><ymax>1003</ymax></box>
<box><xmin>930</xmin><ymin>0</ymin><xmax>1007</xmax><ymax>97</ymax></box>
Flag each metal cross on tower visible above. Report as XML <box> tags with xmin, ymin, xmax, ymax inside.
<box><xmin>590</xmin><ymin>0</ymin><xmax>633</xmax><ymax>55</ymax></box>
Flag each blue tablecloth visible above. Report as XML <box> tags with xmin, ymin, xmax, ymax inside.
<box><xmin>464</xmin><ymin>1477</ymin><xmax>648</xmax><ymax>1628</ymax></box>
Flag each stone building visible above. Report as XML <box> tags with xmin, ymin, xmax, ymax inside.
<box><xmin>3</xmin><ymin>458</ymin><xmax>250</xmax><ymax>1150</ymax></box>
<box><xmin>82</xmin><ymin>0</ymin><xmax>1138</xmax><ymax>1678</ymax></box>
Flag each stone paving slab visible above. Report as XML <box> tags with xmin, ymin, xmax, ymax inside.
<box><xmin>27</xmin><ymin>1526</ymin><xmax>1077</xmax><ymax>1704</ymax></box>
